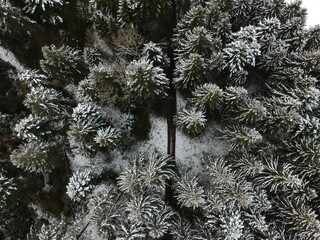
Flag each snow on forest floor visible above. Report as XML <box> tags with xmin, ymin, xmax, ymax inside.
<box><xmin>110</xmin><ymin>115</ymin><xmax>168</xmax><ymax>172</ymax></box>
<box><xmin>175</xmin><ymin>92</ymin><xmax>229</xmax><ymax>176</ymax></box>
<box><xmin>109</xmin><ymin>114</ymin><xmax>229</xmax><ymax>177</ymax></box>
<box><xmin>176</xmin><ymin>122</ymin><xmax>229</xmax><ymax>176</ymax></box>
<box><xmin>0</xmin><ymin>45</ymin><xmax>24</xmax><ymax>71</ymax></box>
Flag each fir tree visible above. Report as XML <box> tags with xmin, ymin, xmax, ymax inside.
<box><xmin>125</xmin><ymin>57</ymin><xmax>169</xmax><ymax>102</ymax></box>
<box><xmin>40</xmin><ymin>44</ymin><xmax>87</xmax><ymax>84</ymax></box>
<box><xmin>190</xmin><ymin>83</ymin><xmax>223</xmax><ymax>112</ymax></box>
<box><xmin>10</xmin><ymin>141</ymin><xmax>61</xmax><ymax>174</ymax></box>
<box><xmin>24</xmin><ymin>0</ymin><xmax>63</xmax><ymax>14</ymax></box>
<box><xmin>0</xmin><ymin>171</ymin><xmax>17</xmax><ymax>208</ymax></box>
<box><xmin>66</xmin><ymin>169</ymin><xmax>93</xmax><ymax>203</ymax></box>
<box><xmin>174</xmin><ymin>108</ymin><xmax>206</xmax><ymax>136</ymax></box>
<box><xmin>18</xmin><ymin>68</ymin><xmax>48</xmax><ymax>88</ymax></box>
<box><xmin>24</xmin><ymin>86</ymin><xmax>69</xmax><ymax>118</ymax></box>
<box><xmin>174</xmin><ymin>53</ymin><xmax>207</xmax><ymax>90</ymax></box>
<box><xmin>24</xmin><ymin>0</ymin><xmax>64</xmax><ymax>25</ymax></box>
<box><xmin>175</xmin><ymin>175</ymin><xmax>205</xmax><ymax>209</ymax></box>
<box><xmin>14</xmin><ymin>115</ymin><xmax>52</xmax><ymax>141</ymax></box>
<box><xmin>219</xmin><ymin>125</ymin><xmax>263</xmax><ymax>150</ymax></box>
<box><xmin>68</xmin><ymin>103</ymin><xmax>104</xmax><ymax>155</ymax></box>
<box><xmin>94</xmin><ymin>126</ymin><xmax>120</xmax><ymax>148</ymax></box>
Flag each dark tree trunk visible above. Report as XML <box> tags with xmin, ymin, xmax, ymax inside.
<box><xmin>163</xmin><ymin>1</ymin><xmax>178</xmax><ymax>240</ymax></box>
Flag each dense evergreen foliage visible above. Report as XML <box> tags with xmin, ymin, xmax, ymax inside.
<box><xmin>0</xmin><ymin>0</ymin><xmax>320</xmax><ymax>239</ymax></box>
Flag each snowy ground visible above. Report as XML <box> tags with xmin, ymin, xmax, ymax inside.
<box><xmin>110</xmin><ymin>115</ymin><xmax>168</xmax><ymax>172</ymax></box>
<box><xmin>109</xmin><ymin>113</ymin><xmax>229</xmax><ymax>177</ymax></box>
<box><xmin>69</xmin><ymin>90</ymin><xmax>229</xmax><ymax>178</ymax></box>
<box><xmin>175</xmin><ymin>92</ymin><xmax>229</xmax><ymax>176</ymax></box>
<box><xmin>176</xmin><ymin>122</ymin><xmax>229</xmax><ymax>176</ymax></box>
<box><xmin>0</xmin><ymin>45</ymin><xmax>24</xmax><ymax>71</ymax></box>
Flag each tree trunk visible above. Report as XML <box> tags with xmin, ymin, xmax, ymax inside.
<box><xmin>163</xmin><ymin>1</ymin><xmax>178</xmax><ymax>240</ymax></box>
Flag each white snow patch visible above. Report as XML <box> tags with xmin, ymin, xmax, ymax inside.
<box><xmin>176</xmin><ymin>121</ymin><xmax>229</xmax><ymax>176</ymax></box>
<box><xmin>111</xmin><ymin>115</ymin><xmax>168</xmax><ymax>172</ymax></box>
<box><xmin>177</xmin><ymin>91</ymin><xmax>187</xmax><ymax>111</ymax></box>
<box><xmin>0</xmin><ymin>45</ymin><xmax>24</xmax><ymax>71</ymax></box>
<box><xmin>101</xmin><ymin>105</ymin><xmax>123</xmax><ymax>124</ymax></box>
<box><xmin>68</xmin><ymin>140</ymin><xmax>107</xmax><ymax>175</ymax></box>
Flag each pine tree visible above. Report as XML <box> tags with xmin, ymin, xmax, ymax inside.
<box><xmin>125</xmin><ymin>57</ymin><xmax>169</xmax><ymax>102</ymax></box>
<box><xmin>66</xmin><ymin>169</ymin><xmax>93</xmax><ymax>203</ymax></box>
<box><xmin>275</xmin><ymin>199</ymin><xmax>320</xmax><ymax>239</ymax></box>
<box><xmin>88</xmin><ymin>0</ymin><xmax>119</xmax><ymax>35</ymax></box>
<box><xmin>230</xmin><ymin>99</ymin><xmax>267</xmax><ymax>124</ymax></box>
<box><xmin>222</xmin><ymin>86</ymin><xmax>248</xmax><ymax>110</ymax></box>
<box><xmin>219</xmin><ymin>209</ymin><xmax>244</xmax><ymax>240</ymax></box>
<box><xmin>262</xmin><ymin>106</ymin><xmax>300</xmax><ymax>135</ymax></box>
<box><xmin>40</xmin><ymin>45</ymin><xmax>87</xmax><ymax>84</ymax></box>
<box><xmin>0</xmin><ymin>112</ymin><xmax>11</xmax><ymax>134</ymax></box>
<box><xmin>90</xmin><ymin>187</ymin><xmax>124</xmax><ymax>239</ymax></box>
<box><xmin>24</xmin><ymin>86</ymin><xmax>69</xmax><ymax>118</ymax></box>
<box><xmin>0</xmin><ymin>171</ymin><xmax>17</xmax><ymax>208</ymax></box>
<box><xmin>10</xmin><ymin>141</ymin><xmax>61</xmax><ymax>173</ymax></box>
<box><xmin>24</xmin><ymin>0</ymin><xmax>63</xmax><ymax>14</ymax></box>
<box><xmin>14</xmin><ymin>115</ymin><xmax>52</xmax><ymax>141</ymax></box>
<box><xmin>118</xmin><ymin>154</ymin><xmax>175</xmax><ymax>194</ymax></box>
<box><xmin>219</xmin><ymin>125</ymin><xmax>263</xmax><ymax>150</ymax></box>
<box><xmin>142</xmin><ymin>41</ymin><xmax>169</xmax><ymax>68</ymax></box>
<box><xmin>284</xmin><ymin>138</ymin><xmax>320</xmax><ymax>165</ymax></box>
<box><xmin>174</xmin><ymin>175</ymin><xmax>205</xmax><ymax>209</ymax></box>
<box><xmin>176</xmin><ymin>26</ymin><xmax>214</xmax><ymax>58</ymax></box>
<box><xmin>94</xmin><ymin>126</ymin><xmax>120</xmax><ymax>148</ymax></box>
<box><xmin>2</xmin><ymin>0</ymin><xmax>320</xmax><ymax>239</ymax></box>
<box><xmin>116</xmin><ymin>219</ymin><xmax>146</xmax><ymax>240</ymax></box>
<box><xmin>190</xmin><ymin>83</ymin><xmax>223</xmax><ymax>112</ymax></box>
<box><xmin>174</xmin><ymin>108</ymin><xmax>206</xmax><ymax>136</ymax></box>
<box><xmin>171</xmin><ymin>216</ymin><xmax>197</xmax><ymax>240</ymax></box>
<box><xmin>256</xmin><ymin>157</ymin><xmax>306</xmax><ymax>193</ymax></box>
<box><xmin>27</xmin><ymin>215</ymin><xmax>69</xmax><ymax>240</ymax></box>
<box><xmin>18</xmin><ymin>68</ymin><xmax>48</xmax><ymax>88</ymax></box>
<box><xmin>291</xmin><ymin>115</ymin><xmax>320</xmax><ymax>139</ymax></box>
<box><xmin>175</xmin><ymin>4</ymin><xmax>206</xmax><ymax>35</ymax></box>
<box><xmin>79</xmin><ymin>65</ymin><xmax>120</xmax><ymax>104</ymax></box>
<box><xmin>174</xmin><ymin>53</ymin><xmax>207</xmax><ymax>90</ymax></box>
<box><xmin>145</xmin><ymin>203</ymin><xmax>174</xmax><ymax>239</ymax></box>
<box><xmin>83</xmin><ymin>46</ymin><xmax>102</xmax><ymax>67</ymax></box>
<box><xmin>223</xmin><ymin>26</ymin><xmax>260</xmax><ymax>75</ymax></box>
<box><xmin>117</xmin><ymin>0</ymin><xmax>169</xmax><ymax>33</ymax></box>
<box><xmin>24</xmin><ymin>0</ymin><xmax>64</xmax><ymax>25</ymax></box>
<box><xmin>68</xmin><ymin>103</ymin><xmax>104</xmax><ymax>155</ymax></box>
